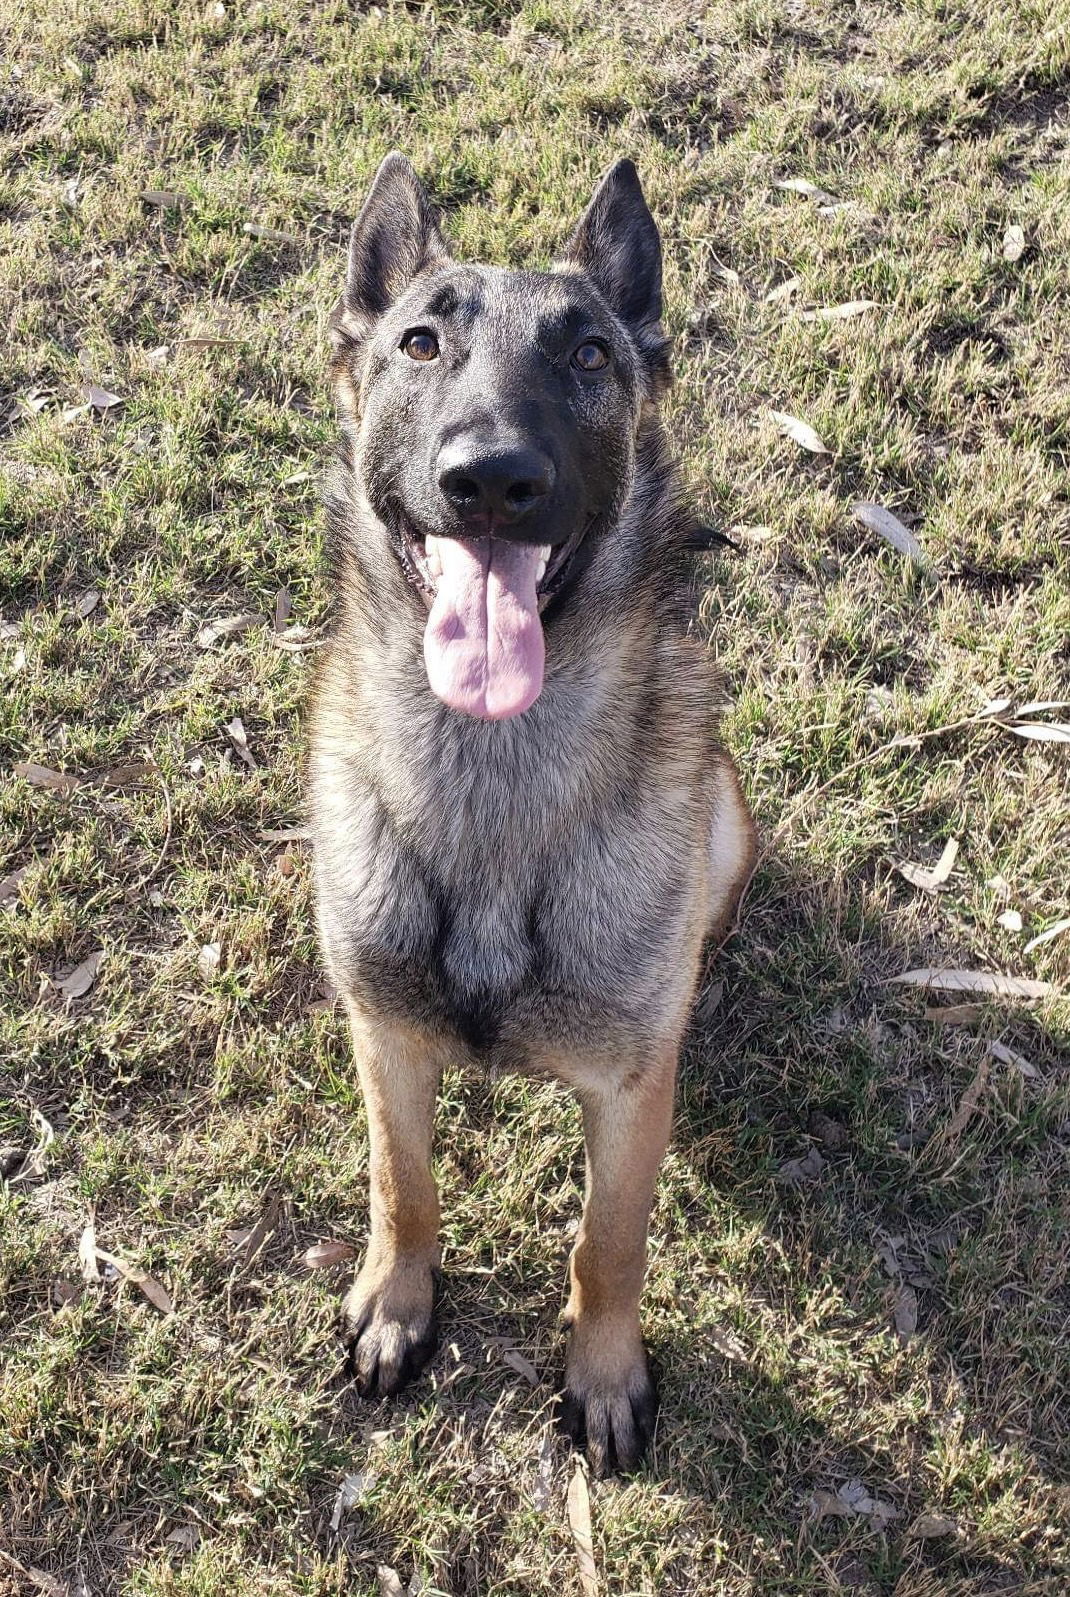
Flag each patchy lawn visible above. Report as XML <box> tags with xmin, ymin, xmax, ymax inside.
<box><xmin>1</xmin><ymin>1</ymin><xmax>1069</xmax><ymax>1593</ymax></box>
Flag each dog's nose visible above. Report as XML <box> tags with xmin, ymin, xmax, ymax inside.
<box><xmin>437</xmin><ymin>441</ymin><xmax>555</xmax><ymax>523</ymax></box>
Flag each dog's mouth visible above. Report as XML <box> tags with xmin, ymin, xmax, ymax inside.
<box><xmin>392</xmin><ymin>517</ymin><xmax>589</xmax><ymax>722</ymax></box>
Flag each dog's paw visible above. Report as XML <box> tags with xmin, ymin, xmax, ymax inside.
<box><xmin>557</xmin><ymin>1325</ymin><xmax>657</xmax><ymax>1476</ymax></box>
<box><xmin>341</xmin><ymin>1262</ymin><xmax>437</xmax><ymax>1399</ymax></box>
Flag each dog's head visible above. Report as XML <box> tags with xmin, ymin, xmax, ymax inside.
<box><xmin>331</xmin><ymin>153</ymin><xmax>670</xmax><ymax>721</ymax></box>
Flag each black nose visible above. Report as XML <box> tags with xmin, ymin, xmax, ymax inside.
<box><xmin>437</xmin><ymin>440</ymin><xmax>555</xmax><ymax>523</ymax></box>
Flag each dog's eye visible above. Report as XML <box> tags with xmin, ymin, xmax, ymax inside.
<box><xmin>402</xmin><ymin>330</ymin><xmax>439</xmax><ymax>362</ymax></box>
<box><xmin>571</xmin><ymin>340</ymin><xmax>610</xmax><ymax>372</ymax></box>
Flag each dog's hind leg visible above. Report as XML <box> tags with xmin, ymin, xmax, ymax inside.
<box><xmin>557</xmin><ymin>1043</ymin><xmax>677</xmax><ymax>1476</ymax></box>
<box><xmin>341</xmin><ymin>1004</ymin><xmax>443</xmax><ymax>1398</ymax></box>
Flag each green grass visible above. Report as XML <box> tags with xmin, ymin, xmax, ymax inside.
<box><xmin>2</xmin><ymin>1</ymin><xmax>1069</xmax><ymax>1592</ymax></box>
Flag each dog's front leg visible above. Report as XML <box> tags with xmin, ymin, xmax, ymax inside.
<box><xmin>342</xmin><ymin>1004</ymin><xmax>441</xmax><ymax>1397</ymax></box>
<box><xmin>559</xmin><ymin>1045</ymin><xmax>676</xmax><ymax>1475</ymax></box>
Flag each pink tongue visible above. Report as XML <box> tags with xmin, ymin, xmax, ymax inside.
<box><xmin>423</xmin><ymin>537</ymin><xmax>545</xmax><ymax>720</ymax></box>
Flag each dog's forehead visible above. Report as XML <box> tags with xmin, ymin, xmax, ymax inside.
<box><xmin>405</xmin><ymin>264</ymin><xmax>604</xmax><ymax>336</ymax></box>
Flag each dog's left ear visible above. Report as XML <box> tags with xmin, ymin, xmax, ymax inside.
<box><xmin>560</xmin><ymin>160</ymin><xmax>663</xmax><ymax>335</ymax></box>
<box><xmin>333</xmin><ymin>152</ymin><xmax>451</xmax><ymax>347</ymax></box>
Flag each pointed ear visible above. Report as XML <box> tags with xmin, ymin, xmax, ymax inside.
<box><xmin>333</xmin><ymin>153</ymin><xmax>450</xmax><ymax>346</ymax></box>
<box><xmin>559</xmin><ymin>159</ymin><xmax>662</xmax><ymax>333</ymax></box>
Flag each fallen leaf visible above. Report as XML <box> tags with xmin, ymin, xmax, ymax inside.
<box><xmin>242</xmin><ymin>221</ymin><xmax>299</xmax><ymax>244</ymax></box>
<box><xmin>274</xmin><ymin>586</ymin><xmax>292</xmax><ymax>631</ymax></box>
<box><xmin>852</xmin><ymin>502</ymin><xmax>926</xmax><ymax>563</ymax></box>
<box><xmin>74</xmin><ymin>588</ymin><xmax>100</xmax><ymax>618</ymax></box>
<box><xmin>79</xmin><ymin>1218</ymin><xmax>101</xmax><ymax>1283</ymax></box>
<box><xmin>765</xmin><ymin>275</ymin><xmax>801</xmax><ymax>302</ymax></box>
<box><xmin>84</xmin><ymin>383</ymin><xmax>123</xmax><ymax>412</ymax></box>
<box><xmin>910</xmin><ymin>1512</ymin><xmax>958</xmax><ymax>1539</ymax></box>
<box><xmin>26</xmin><ymin>1571</ymin><xmax>68</xmax><ymax>1596</ymax></box>
<box><xmin>944</xmin><ymin>1056</ymin><xmax>991</xmax><ymax>1142</ymax></box>
<box><xmin>14</xmin><ymin>761</ymin><xmax>77</xmax><ymax>794</ymax></box>
<box><xmin>997</xmin><ymin>908</ymin><xmax>1023</xmax><ymax>932</ymax></box>
<box><xmin>234</xmin><ymin>1193</ymin><xmax>284</xmax><ymax>1265</ymax></box>
<box><xmin>377</xmin><ymin>1569</ymin><xmax>406</xmax><ymax>1597</ymax></box>
<box><xmin>53</xmin><ymin>1278</ymin><xmax>82</xmax><ymax>1309</ymax></box>
<box><xmin>330</xmin><ymin>1470</ymin><xmax>377</xmax><ymax>1531</ymax></box>
<box><xmin>141</xmin><ymin>188</ymin><xmax>186</xmax><ymax>208</ymax></box>
<box><xmin>887</xmin><ymin>969</ymin><xmax>1055</xmax><ymax>1000</ymax></box>
<box><xmin>768</xmin><ymin>409</ymin><xmax>830</xmax><ymax>454</ymax></box>
<box><xmin>893</xmin><ymin>1283</ymin><xmax>918</xmax><ymax>1341</ymax></box>
<box><xmin>531</xmin><ymin>1432</ymin><xmax>555</xmax><ymax>1512</ymax></box>
<box><xmin>96</xmin><ymin>761</ymin><xmax>156</xmax><ymax>789</ymax></box>
<box><xmin>924</xmin><ymin>1004</ymin><xmax>983</xmax><ymax>1025</ymax></box>
<box><xmin>1002</xmin><ymin>224</ymin><xmax>1025</xmax><ymax>262</ymax></box>
<box><xmin>896</xmin><ymin>836</ymin><xmax>959</xmax><ymax>893</ymax></box>
<box><xmin>1013</xmin><ymin>699</ymin><xmax>1070</xmax><ymax>716</ymax></box>
<box><xmin>258</xmin><ymin>825</ymin><xmax>311</xmax><ymax>842</ymax></box>
<box><xmin>836</xmin><ymin>1479</ymin><xmax>897</xmax><ymax>1527</ymax></box>
<box><xmin>567</xmin><ymin>1460</ymin><xmax>599</xmax><ymax>1596</ymax></box>
<box><xmin>54</xmin><ymin>950</ymin><xmax>103</xmax><ymax>1000</ymax></box>
<box><xmin>197</xmin><ymin>942</ymin><xmax>221</xmax><ymax>979</ymax></box>
<box><xmin>225</xmin><ymin>716</ymin><xmax>257</xmax><ymax>771</ymax></box>
<box><xmin>809</xmin><ymin>1488</ymin><xmax>852</xmax><ymax>1521</ymax></box>
<box><xmin>800</xmin><ymin>300</ymin><xmax>878</xmax><ymax>321</ymax></box>
<box><xmin>694</xmin><ymin>979</ymin><xmax>724</xmax><ymax>1023</ymax></box>
<box><xmin>776</xmin><ymin>1146</ymin><xmax>824</xmax><ymax>1184</ymax></box>
<box><xmin>92</xmin><ymin>1246</ymin><xmax>174</xmax><ymax>1315</ymax></box>
<box><xmin>988</xmin><ymin>1039</ymin><xmax>1038</xmax><ymax>1079</ymax></box>
<box><xmin>1007</xmin><ymin>720</ymin><xmax>1070</xmax><ymax>742</ymax></box>
<box><xmin>0</xmin><ymin>865</ymin><xmax>29</xmax><ymax>906</ymax></box>
<box><xmin>1024</xmin><ymin>917</ymin><xmax>1070</xmax><ymax>954</ymax></box>
<box><xmin>710</xmin><ymin>1324</ymin><xmax>749</xmax><ymax>1362</ymax></box>
<box><xmin>196</xmin><ymin>613</ymin><xmax>261</xmax><ymax>648</ymax></box>
<box><xmin>809</xmin><ymin>1110</ymin><xmax>849</xmax><ymax>1151</ymax></box>
<box><xmin>276</xmin><ymin>847</ymin><xmax>295</xmax><ymax>877</ymax></box>
<box><xmin>6</xmin><ymin>1106</ymin><xmax>55</xmax><ymax>1184</ymax></box>
<box><xmin>304</xmin><ymin>1240</ymin><xmax>358</xmax><ymax>1269</ymax></box>
<box><xmin>501</xmin><ymin>1347</ymin><xmax>539</xmax><ymax>1385</ymax></box>
<box><xmin>776</xmin><ymin>177</ymin><xmax>838</xmax><ymax>205</ymax></box>
<box><xmin>165</xmin><ymin>1525</ymin><xmax>200</xmax><ymax>1552</ymax></box>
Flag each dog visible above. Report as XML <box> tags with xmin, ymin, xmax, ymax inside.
<box><xmin>308</xmin><ymin>153</ymin><xmax>755</xmax><ymax>1475</ymax></box>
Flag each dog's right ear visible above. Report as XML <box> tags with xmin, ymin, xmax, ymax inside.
<box><xmin>332</xmin><ymin>153</ymin><xmax>450</xmax><ymax>348</ymax></box>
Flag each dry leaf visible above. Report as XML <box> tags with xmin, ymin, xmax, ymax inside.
<box><xmin>710</xmin><ymin>1324</ymin><xmax>748</xmax><ymax>1362</ymax></box>
<box><xmin>26</xmin><ymin>1571</ymin><xmax>68</xmax><ymax>1596</ymax></box>
<box><xmin>274</xmin><ymin>587</ymin><xmax>292</xmax><ymax>631</ymax></box>
<box><xmin>809</xmin><ymin>1488</ymin><xmax>852</xmax><ymax>1521</ymax></box>
<box><xmin>165</xmin><ymin>1525</ymin><xmax>200</xmax><ymax>1552</ymax></box>
<box><xmin>234</xmin><ymin>1193</ymin><xmax>284</xmax><ymax>1264</ymax></box>
<box><xmin>531</xmin><ymin>1432</ymin><xmax>555</xmax><ymax>1513</ymax></box>
<box><xmin>141</xmin><ymin>189</ymin><xmax>186</xmax><ymax>208</ymax></box>
<box><xmin>501</xmin><ymin>1348</ymin><xmax>539</xmax><ymax>1385</ymax></box>
<box><xmin>567</xmin><ymin>1460</ymin><xmax>599</xmax><ymax>1597</ymax></box>
<box><xmin>887</xmin><ymin>969</ymin><xmax>1055</xmax><ymax>1000</ymax></box>
<box><xmin>1013</xmin><ymin>699</ymin><xmax>1070</xmax><ymax>716</ymax></box>
<box><xmin>799</xmin><ymin>300</ymin><xmax>878</xmax><ymax>321</ymax></box>
<box><xmin>6</xmin><ymin>1106</ymin><xmax>54</xmax><ymax>1184</ymax></box>
<box><xmin>197</xmin><ymin>942</ymin><xmax>221</xmax><ymax>979</ymax></box>
<box><xmin>196</xmin><ymin>613</ymin><xmax>261</xmax><ymax>647</ymax></box>
<box><xmin>55</xmin><ymin>950</ymin><xmax>103</xmax><ymax>1000</ymax></box>
<box><xmin>79</xmin><ymin>1218</ymin><xmax>101</xmax><ymax>1283</ymax></box>
<box><xmin>0</xmin><ymin>865</ymin><xmax>29</xmax><ymax>906</ymax></box>
<box><xmin>910</xmin><ymin>1512</ymin><xmax>958</xmax><ymax>1538</ymax></box>
<box><xmin>765</xmin><ymin>275</ymin><xmax>801</xmax><ymax>302</ymax></box>
<box><xmin>258</xmin><ymin>825</ymin><xmax>311</xmax><ymax>842</ymax></box>
<box><xmin>1007</xmin><ymin>720</ymin><xmax>1070</xmax><ymax>742</ymax></box>
<box><xmin>84</xmin><ymin>383</ymin><xmax>123</xmax><ymax>412</ymax></box>
<box><xmin>1002</xmin><ymin>224</ymin><xmax>1025</xmax><ymax>262</ymax></box>
<box><xmin>92</xmin><ymin>1245</ymin><xmax>174</xmax><ymax>1315</ymax></box>
<box><xmin>74</xmin><ymin>588</ymin><xmax>100</xmax><ymax>618</ymax></box>
<box><xmin>377</xmin><ymin>1569</ymin><xmax>406</xmax><ymax>1597</ymax></box>
<box><xmin>997</xmin><ymin>908</ymin><xmax>1023</xmax><ymax>932</ymax></box>
<box><xmin>836</xmin><ymin>1479</ymin><xmax>898</xmax><ymax>1527</ymax></box>
<box><xmin>304</xmin><ymin>1240</ymin><xmax>358</xmax><ymax>1269</ymax></box>
<box><xmin>776</xmin><ymin>177</ymin><xmax>838</xmax><ymax>205</ymax></box>
<box><xmin>97</xmin><ymin>761</ymin><xmax>156</xmax><ymax>789</ymax></box>
<box><xmin>243</xmin><ymin>222</ymin><xmax>299</xmax><ymax>244</ymax></box>
<box><xmin>14</xmin><ymin>761</ymin><xmax>77</xmax><ymax>794</ymax></box>
<box><xmin>988</xmin><ymin>1039</ymin><xmax>1038</xmax><ymax>1079</ymax></box>
<box><xmin>1024</xmin><ymin>917</ymin><xmax>1070</xmax><ymax>954</ymax></box>
<box><xmin>924</xmin><ymin>1004</ymin><xmax>984</xmax><ymax>1025</ymax></box>
<box><xmin>852</xmin><ymin>502</ymin><xmax>926</xmax><ymax>563</ymax></box>
<box><xmin>329</xmin><ymin>1470</ymin><xmax>377</xmax><ymax>1531</ymax></box>
<box><xmin>768</xmin><ymin>409</ymin><xmax>830</xmax><ymax>454</ymax></box>
<box><xmin>225</xmin><ymin>716</ymin><xmax>257</xmax><ymax>771</ymax></box>
<box><xmin>776</xmin><ymin>1146</ymin><xmax>824</xmax><ymax>1184</ymax></box>
<box><xmin>893</xmin><ymin>1283</ymin><xmax>918</xmax><ymax>1341</ymax></box>
<box><xmin>944</xmin><ymin>1057</ymin><xmax>990</xmax><ymax>1142</ymax></box>
<box><xmin>896</xmin><ymin>836</ymin><xmax>958</xmax><ymax>893</ymax></box>
<box><xmin>53</xmin><ymin>1278</ymin><xmax>82</xmax><ymax>1309</ymax></box>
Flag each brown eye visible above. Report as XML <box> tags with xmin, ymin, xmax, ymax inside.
<box><xmin>571</xmin><ymin>340</ymin><xmax>609</xmax><ymax>372</ymax></box>
<box><xmin>402</xmin><ymin>329</ymin><xmax>439</xmax><ymax>362</ymax></box>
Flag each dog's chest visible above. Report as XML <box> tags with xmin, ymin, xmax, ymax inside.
<box><xmin>314</xmin><ymin>747</ymin><xmax>698</xmax><ymax>1056</ymax></box>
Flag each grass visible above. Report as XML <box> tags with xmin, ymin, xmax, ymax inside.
<box><xmin>1</xmin><ymin>0</ymin><xmax>1069</xmax><ymax>1592</ymax></box>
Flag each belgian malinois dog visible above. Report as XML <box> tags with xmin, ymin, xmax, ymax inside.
<box><xmin>309</xmin><ymin>153</ymin><xmax>755</xmax><ymax>1474</ymax></box>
